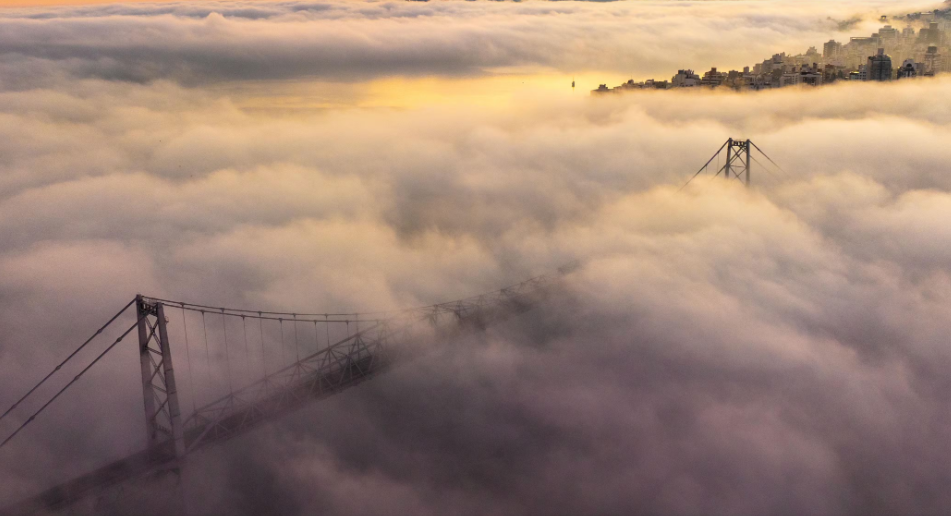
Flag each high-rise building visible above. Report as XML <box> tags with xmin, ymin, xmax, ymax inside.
<box><xmin>823</xmin><ymin>64</ymin><xmax>840</xmax><ymax>83</ymax></box>
<box><xmin>919</xmin><ymin>23</ymin><xmax>942</xmax><ymax>45</ymax></box>
<box><xmin>823</xmin><ymin>40</ymin><xmax>841</xmax><ymax>59</ymax></box>
<box><xmin>877</xmin><ymin>25</ymin><xmax>899</xmax><ymax>40</ymax></box>
<box><xmin>866</xmin><ymin>48</ymin><xmax>893</xmax><ymax>81</ymax></box>
<box><xmin>924</xmin><ymin>45</ymin><xmax>941</xmax><ymax>76</ymax></box>
<box><xmin>927</xmin><ymin>22</ymin><xmax>941</xmax><ymax>44</ymax></box>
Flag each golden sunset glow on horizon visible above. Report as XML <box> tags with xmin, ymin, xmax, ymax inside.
<box><xmin>1</xmin><ymin>0</ymin><xmax>158</xmax><ymax>6</ymax></box>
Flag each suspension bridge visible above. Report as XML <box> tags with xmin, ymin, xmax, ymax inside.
<box><xmin>0</xmin><ymin>269</ymin><xmax>569</xmax><ymax>515</ymax></box>
<box><xmin>0</xmin><ymin>138</ymin><xmax>783</xmax><ymax>515</ymax></box>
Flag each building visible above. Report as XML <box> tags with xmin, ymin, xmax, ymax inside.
<box><xmin>897</xmin><ymin>59</ymin><xmax>921</xmax><ymax>78</ymax></box>
<box><xmin>919</xmin><ymin>22</ymin><xmax>942</xmax><ymax>45</ymax></box>
<box><xmin>780</xmin><ymin>63</ymin><xmax>823</xmax><ymax>87</ymax></box>
<box><xmin>823</xmin><ymin>64</ymin><xmax>841</xmax><ymax>83</ymax></box>
<box><xmin>743</xmin><ymin>74</ymin><xmax>772</xmax><ymax>90</ymax></box>
<box><xmin>923</xmin><ymin>45</ymin><xmax>942</xmax><ymax>76</ymax></box>
<box><xmin>877</xmin><ymin>25</ymin><xmax>899</xmax><ymax>40</ymax></box>
<box><xmin>823</xmin><ymin>39</ymin><xmax>842</xmax><ymax>59</ymax></box>
<box><xmin>851</xmin><ymin>35</ymin><xmax>882</xmax><ymax>47</ymax></box>
<box><xmin>866</xmin><ymin>48</ymin><xmax>893</xmax><ymax>80</ymax></box>
<box><xmin>671</xmin><ymin>69</ymin><xmax>701</xmax><ymax>87</ymax></box>
<box><xmin>700</xmin><ymin>67</ymin><xmax>727</xmax><ymax>87</ymax></box>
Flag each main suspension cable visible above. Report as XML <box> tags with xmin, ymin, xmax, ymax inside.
<box><xmin>0</xmin><ymin>316</ymin><xmax>141</xmax><ymax>450</ymax></box>
<box><xmin>0</xmin><ymin>299</ymin><xmax>135</xmax><ymax>424</ymax></box>
<box><xmin>749</xmin><ymin>141</ymin><xmax>791</xmax><ymax>181</ymax></box>
<box><xmin>144</xmin><ymin>297</ymin><xmax>390</xmax><ymax>318</ymax></box>
<box><xmin>143</xmin><ymin>275</ymin><xmax>552</xmax><ymax>322</ymax></box>
<box><xmin>750</xmin><ymin>155</ymin><xmax>781</xmax><ymax>182</ymax></box>
<box><xmin>679</xmin><ymin>140</ymin><xmax>729</xmax><ymax>191</ymax></box>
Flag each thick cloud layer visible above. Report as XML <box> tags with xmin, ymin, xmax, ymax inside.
<box><xmin>2</xmin><ymin>1</ymin><xmax>951</xmax><ymax>515</ymax></box>
<box><xmin>0</xmin><ymin>0</ymin><xmax>939</xmax><ymax>86</ymax></box>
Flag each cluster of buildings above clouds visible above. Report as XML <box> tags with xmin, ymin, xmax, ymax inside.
<box><xmin>594</xmin><ymin>9</ymin><xmax>951</xmax><ymax>93</ymax></box>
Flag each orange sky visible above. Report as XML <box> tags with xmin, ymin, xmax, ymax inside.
<box><xmin>1</xmin><ymin>0</ymin><xmax>148</xmax><ymax>5</ymax></box>
<box><xmin>0</xmin><ymin>0</ymin><xmax>241</xmax><ymax>6</ymax></box>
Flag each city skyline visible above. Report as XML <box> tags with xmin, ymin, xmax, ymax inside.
<box><xmin>596</xmin><ymin>8</ymin><xmax>950</xmax><ymax>93</ymax></box>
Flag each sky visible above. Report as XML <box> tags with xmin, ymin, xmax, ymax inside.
<box><xmin>2</xmin><ymin>0</ymin><xmax>951</xmax><ymax>514</ymax></box>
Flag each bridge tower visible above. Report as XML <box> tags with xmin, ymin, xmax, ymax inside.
<box><xmin>719</xmin><ymin>138</ymin><xmax>752</xmax><ymax>186</ymax></box>
<box><xmin>136</xmin><ymin>296</ymin><xmax>185</xmax><ymax>459</ymax></box>
<box><xmin>681</xmin><ymin>137</ymin><xmax>782</xmax><ymax>190</ymax></box>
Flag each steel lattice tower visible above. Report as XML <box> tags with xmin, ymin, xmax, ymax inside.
<box><xmin>719</xmin><ymin>138</ymin><xmax>752</xmax><ymax>186</ymax></box>
<box><xmin>681</xmin><ymin>138</ymin><xmax>783</xmax><ymax>190</ymax></box>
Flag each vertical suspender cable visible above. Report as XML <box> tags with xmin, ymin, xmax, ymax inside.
<box><xmin>258</xmin><ymin>313</ymin><xmax>267</xmax><ymax>378</ymax></box>
<box><xmin>293</xmin><ymin>314</ymin><xmax>301</xmax><ymax>362</ymax></box>
<box><xmin>279</xmin><ymin>319</ymin><xmax>286</xmax><ymax>366</ymax></box>
<box><xmin>242</xmin><ymin>316</ymin><xmax>250</xmax><ymax>383</ymax></box>
<box><xmin>181</xmin><ymin>305</ymin><xmax>198</xmax><ymax>415</ymax></box>
<box><xmin>201</xmin><ymin>311</ymin><xmax>211</xmax><ymax>384</ymax></box>
<box><xmin>221</xmin><ymin>310</ymin><xmax>233</xmax><ymax>395</ymax></box>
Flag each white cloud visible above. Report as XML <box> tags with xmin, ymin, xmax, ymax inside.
<box><xmin>2</xmin><ymin>1</ymin><xmax>951</xmax><ymax>514</ymax></box>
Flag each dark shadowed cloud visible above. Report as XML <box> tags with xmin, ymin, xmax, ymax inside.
<box><xmin>0</xmin><ymin>0</ymin><xmax>930</xmax><ymax>86</ymax></box>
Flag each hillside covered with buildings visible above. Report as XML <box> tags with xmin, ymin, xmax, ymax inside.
<box><xmin>594</xmin><ymin>8</ymin><xmax>951</xmax><ymax>93</ymax></box>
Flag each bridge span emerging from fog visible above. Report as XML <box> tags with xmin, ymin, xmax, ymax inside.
<box><xmin>0</xmin><ymin>139</ymin><xmax>781</xmax><ymax>515</ymax></box>
<box><xmin>0</xmin><ymin>269</ymin><xmax>570</xmax><ymax>515</ymax></box>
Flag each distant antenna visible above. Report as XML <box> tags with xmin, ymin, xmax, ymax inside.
<box><xmin>680</xmin><ymin>138</ymin><xmax>784</xmax><ymax>190</ymax></box>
